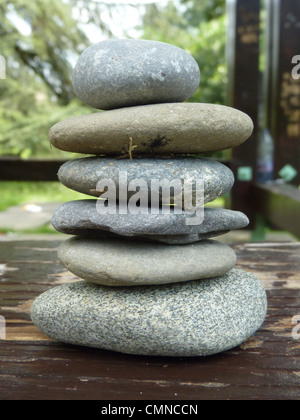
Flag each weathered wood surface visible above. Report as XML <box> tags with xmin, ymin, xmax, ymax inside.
<box><xmin>0</xmin><ymin>238</ymin><xmax>300</xmax><ymax>400</ymax></box>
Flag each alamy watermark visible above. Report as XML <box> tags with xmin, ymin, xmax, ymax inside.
<box><xmin>292</xmin><ymin>315</ymin><xmax>300</xmax><ymax>340</ymax></box>
<box><xmin>95</xmin><ymin>171</ymin><xmax>205</xmax><ymax>226</ymax></box>
<box><xmin>292</xmin><ymin>55</ymin><xmax>300</xmax><ymax>80</ymax></box>
<box><xmin>0</xmin><ymin>315</ymin><xmax>6</xmax><ymax>340</ymax></box>
<box><xmin>0</xmin><ymin>55</ymin><xmax>6</xmax><ymax>79</ymax></box>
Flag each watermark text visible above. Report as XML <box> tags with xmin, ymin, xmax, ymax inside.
<box><xmin>0</xmin><ymin>55</ymin><xmax>6</xmax><ymax>79</ymax></box>
<box><xmin>292</xmin><ymin>55</ymin><xmax>300</xmax><ymax>80</ymax></box>
<box><xmin>95</xmin><ymin>171</ymin><xmax>205</xmax><ymax>226</ymax></box>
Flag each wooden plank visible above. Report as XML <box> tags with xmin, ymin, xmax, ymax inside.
<box><xmin>0</xmin><ymin>158</ymin><xmax>66</xmax><ymax>181</ymax></box>
<box><xmin>0</xmin><ymin>238</ymin><xmax>300</xmax><ymax>400</ymax></box>
<box><xmin>227</xmin><ymin>0</ymin><xmax>261</xmax><ymax>226</ymax></box>
<box><xmin>270</xmin><ymin>0</ymin><xmax>300</xmax><ymax>185</ymax></box>
<box><xmin>251</xmin><ymin>183</ymin><xmax>300</xmax><ymax>238</ymax></box>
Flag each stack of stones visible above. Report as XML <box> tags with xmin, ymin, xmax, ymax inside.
<box><xmin>31</xmin><ymin>40</ymin><xmax>267</xmax><ymax>357</ymax></box>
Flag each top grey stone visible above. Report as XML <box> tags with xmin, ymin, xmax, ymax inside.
<box><xmin>72</xmin><ymin>39</ymin><xmax>200</xmax><ymax>110</ymax></box>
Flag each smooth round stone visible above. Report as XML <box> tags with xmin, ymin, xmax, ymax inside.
<box><xmin>49</xmin><ymin>103</ymin><xmax>254</xmax><ymax>155</ymax></box>
<box><xmin>72</xmin><ymin>39</ymin><xmax>200</xmax><ymax>110</ymax></box>
<box><xmin>58</xmin><ymin>157</ymin><xmax>235</xmax><ymax>205</ymax></box>
<box><xmin>52</xmin><ymin>200</ymin><xmax>250</xmax><ymax>244</ymax></box>
<box><xmin>30</xmin><ymin>269</ymin><xmax>268</xmax><ymax>357</ymax></box>
<box><xmin>57</xmin><ymin>237</ymin><xmax>237</xmax><ymax>286</ymax></box>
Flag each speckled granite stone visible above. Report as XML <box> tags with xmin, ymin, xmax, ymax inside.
<box><xmin>57</xmin><ymin>237</ymin><xmax>236</xmax><ymax>286</ymax></box>
<box><xmin>57</xmin><ymin>157</ymin><xmax>235</xmax><ymax>205</ymax></box>
<box><xmin>49</xmin><ymin>103</ymin><xmax>254</xmax><ymax>155</ymax></box>
<box><xmin>72</xmin><ymin>39</ymin><xmax>200</xmax><ymax>110</ymax></box>
<box><xmin>30</xmin><ymin>269</ymin><xmax>268</xmax><ymax>357</ymax></box>
<box><xmin>52</xmin><ymin>200</ymin><xmax>249</xmax><ymax>244</ymax></box>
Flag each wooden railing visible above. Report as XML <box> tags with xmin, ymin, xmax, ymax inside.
<box><xmin>0</xmin><ymin>157</ymin><xmax>66</xmax><ymax>181</ymax></box>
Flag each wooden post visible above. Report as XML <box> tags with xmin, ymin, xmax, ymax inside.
<box><xmin>227</xmin><ymin>0</ymin><xmax>261</xmax><ymax>224</ymax></box>
<box><xmin>264</xmin><ymin>0</ymin><xmax>275</xmax><ymax>132</ymax></box>
<box><xmin>269</xmin><ymin>0</ymin><xmax>300</xmax><ymax>186</ymax></box>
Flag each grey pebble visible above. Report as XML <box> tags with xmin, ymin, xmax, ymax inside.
<box><xmin>57</xmin><ymin>237</ymin><xmax>237</xmax><ymax>286</ymax></box>
<box><xmin>72</xmin><ymin>39</ymin><xmax>200</xmax><ymax>110</ymax></box>
<box><xmin>30</xmin><ymin>269</ymin><xmax>268</xmax><ymax>357</ymax></box>
<box><xmin>58</xmin><ymin>157</ymin><xmax>235</xmax><ymax>206</ymax></box>
<box><xmin>52</xmin><ymin>200</ymin><xmax>249</xmax><ymax>244</ymax></box>
<box><xmin>49</xmin><ymin>103</ymin><xmax>254</xmax><ymax>155</ymax></box>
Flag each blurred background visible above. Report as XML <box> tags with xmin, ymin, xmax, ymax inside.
<box><xmin>0</xmin><ymin>0</ymin><xmax>299</xmax><ymax>242</ymax></box>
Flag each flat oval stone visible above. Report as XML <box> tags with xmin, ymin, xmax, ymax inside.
<box><xmin>49</xmin><ymin>103</ymin><xmax>254</xmax><ymax>155</ymax></box>
<box><xmin>58</xmin><ymin>157</ymin><xmax>235</xmax><ymax>205</ymax></box>
<box><xmin>30</xmin><ymin>269</ymin><xmax>268</xmax><ymax>357</ymax></box>
<box><xmin>52</xmin><ymin>200</ymin><xmax>249</xmax><ymax>244</ymax></box>
<box><xmin>72</xmin><ymin>39</ymin><xmax>200</xmax><ymax>110</ymax></box>
<box><xmin>57</xmin><ymin>237</ymin><xmax>237</xmax><ymax>286</ymax></box>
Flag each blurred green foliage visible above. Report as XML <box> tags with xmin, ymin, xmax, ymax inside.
<box><xmin>142</xmin><ymin>0</ymin><xmax>227</xmax><ymax>105</ymax></box>
<box><xmin>0</xmin><ymin>0</ymin><xmax>227</xmax><ymax>158</ymax></box>
<box><xmin>0</xmin><ymin>0</ymin><xmax>94</xmax><ymax>158</ymax></box>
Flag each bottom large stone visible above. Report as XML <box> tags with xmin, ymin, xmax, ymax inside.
<box><xmin>30</xmin><ymin>269</ymin><xmax>267</xmax><ymax>357</ymax></box>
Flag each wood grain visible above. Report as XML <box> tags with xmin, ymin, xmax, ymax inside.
<box><xmin>0</xmin><ymin>239</ymin><xmax>300</xmax><ymax>400</ymax></box>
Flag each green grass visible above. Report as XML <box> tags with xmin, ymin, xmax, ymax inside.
<box><xmin>205</xmin><ymin>197</ymin><xmax>225</xmax><ymax>208</ymax></box>
<box><xmin>0</xmin><ymin>224</ymin><xmax>58</xmax><ymax>235</ymax></box>
<box><xmin>0</xmin><ymin>181</ymin><xmax>87</xmax><ymax>212</ymax></box>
